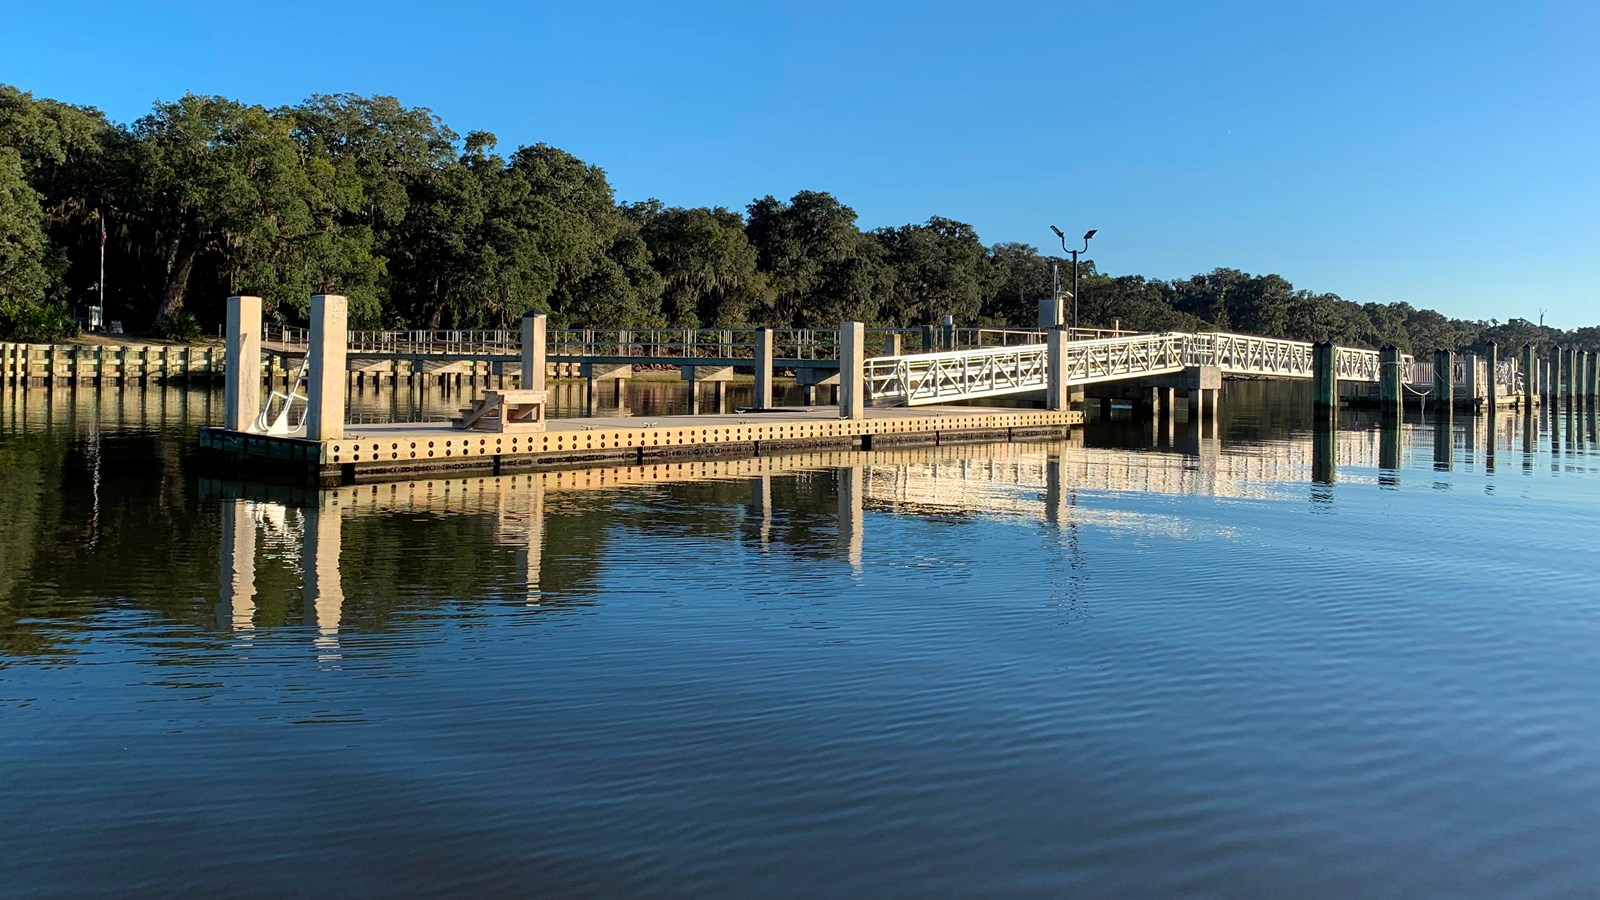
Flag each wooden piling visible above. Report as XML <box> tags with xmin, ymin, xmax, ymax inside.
<box><xmin>1485</xmin><ymin>341</ymin><xmax>1498</xmax><ymax>409</ymax></box>
<box><xmin>1551</xmin><ymin>346</ymin><xmax>1562</xmax><ymax>407</ymax></box>
<box><xmin>1311</xmin><ymin>341</ymin><xmax>1337</xmax><ymax>413</ymax></box>
<box><xmin>1379</xmin><ymin>345</ymin><xmax>1402</xmax><ymax>417</ymax></box>
<box><xmin>1433</xmin><ymin>349</ymin><xmax>1454</xmax><ymax>405</ymax></box>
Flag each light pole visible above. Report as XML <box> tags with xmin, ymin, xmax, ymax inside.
<box><xmin>1050</xmin><ymin>226</ymin><xmax>1097</xmax><ymax>331</ymax></box>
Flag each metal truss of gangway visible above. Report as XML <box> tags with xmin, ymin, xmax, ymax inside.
<box><xmin>863</xmin><ymin>330</ymin><xmax>1505</xmax><ymax>407</ymax></box>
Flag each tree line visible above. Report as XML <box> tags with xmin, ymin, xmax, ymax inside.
<box><xmin>1</xmin><ymin>84</ymin><xmax>1593</xmax><ymax>354</ymax></box>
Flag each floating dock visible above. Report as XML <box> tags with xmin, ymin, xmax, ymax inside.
<box><xmin>199</xmin><ymin>405</ymin><xmax>1083</xmax><ymax>485</ymax></box>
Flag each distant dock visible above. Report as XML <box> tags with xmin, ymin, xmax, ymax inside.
<box><xmin>191</xmin><ymin>292</ymin><xmax>1592</xmax><ymax>485</ymax></box>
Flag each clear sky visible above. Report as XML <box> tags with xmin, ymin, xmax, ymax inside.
<box><xmin>4</xmin><ymin>0</ymin><xmax>1596</xmax><ymax>326</ymax></box>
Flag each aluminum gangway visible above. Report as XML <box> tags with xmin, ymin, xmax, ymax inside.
<box><xmin>863</xmin><ymin>331</ymin><xmax>1509</xmax><ymax>407</ymax></box>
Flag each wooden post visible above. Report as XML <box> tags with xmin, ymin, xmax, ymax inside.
<box><xmin>305</xmin><ymin>293</ymin><xmax>348</xmax><ymax>441</ymax></box>
<box><xmin>1046</xmin><ymin>327</ymin><xmax>1068</xmax><ymax>411</ymax></box>
<box><xmin>920</xmin><ymin>325</ymin><xmax>935</xmax><ymax>353</ymax></box>
<box><xmin>1550</xmin><ymin>346</ymin><xmax>1562</xmax><ymax>407</ymax></box>
<box><xmin>521</xmin><ymin>312</ymin><xmax>547</xmax><ymax>392</ymax></box>
<box><xmin>1311</xmin><ymin>341</ymin><xmax>1337</xmax><ymax>413</ymax></box>
<box><xmin>224</xmin><ymin>295</ymin><xmax>262</xmax><ymax>431</ymax></box>
<box><xmin>1572</xmin><ymin>347</ymin><xmax>1584</xmax><ymax>408</ymax></box>
<box><xmin>1521</xmin><ymin>344</ymin><xmax>1535</xmax><ymax>407</ymax></box>
<box><xmin>1379</xmin><ymin>345</ymin><xmax>1402</xmax><ymax>417</ymax></box>
<box><xmin>1433</xmin><ymin>348</ymin><xmax>1454</xmax><ymax>407</ymax></box>
<box><xmin>839</xmin><ymin>321</ymin><xmax>865</xmax><ymax>420</ymax></box>
<box><xmin>1485</xmin><ymin>341</ymin><xmax>1498</xmax><ymax>410</ymax></box>
<box><xmin>1460</xmin><ymin>352</ymin><xmax>1478</xmax><ymax>406</ymax></box>
<box><xmin>884</xmin><ymin>332</ymin><xmax>902</xmax><ymax>357</ymax></box>
<box><xmin>1191</xmin><ymin>387</ymin><xmax>1206</xmax><ymax>422</ymax></box>
<box><xmin>754</xmin><ymin>327</ymin><xmax>773</xmax><ymax>409</ymax></box>
<box><xmin>941</xmin><ymin>315</ymin><xmax>955</xmax><ymax>352</ymax></box>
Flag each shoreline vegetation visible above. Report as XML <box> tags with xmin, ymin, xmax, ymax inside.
<box><xmin>1</xmin><ymin>85</ymin><xmax>1593</xmax><ymax>356</ymax></box>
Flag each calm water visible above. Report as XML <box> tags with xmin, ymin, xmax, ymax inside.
<box><xmin>4</xmin><ymin>381</ymin><xmax>1600</xmax><ymax>897</ymax></box>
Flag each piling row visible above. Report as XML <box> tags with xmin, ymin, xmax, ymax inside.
<box><xmin>1</xmin><ymin>342</ymin><xmax>225</xmax><ymax>385</ymax></box>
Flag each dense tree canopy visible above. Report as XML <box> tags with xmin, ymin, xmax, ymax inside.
<box><xmin>0</xmin><ymin>83</ymin><xmax>1593</xmax><ymax>354</ymax></box>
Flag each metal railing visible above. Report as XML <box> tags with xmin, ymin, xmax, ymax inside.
<box><xmin>262</xmin><ymin>324</ymin><xmax>1135</xmax><ymax>359</ymax></box>
<box><xmin>867</xmin><ymin>343</ymin><xmax>1052</xmax><ymax>406</ymax></box>
<box><xmin>865</xmin><ymin>331</ymin><xmax>1448</xmax><ymax>407</ymax></box>
<box><xmin>265</xmin><ymin>325</ymin><xmax>925</xmax><ymax>361</ymax></box>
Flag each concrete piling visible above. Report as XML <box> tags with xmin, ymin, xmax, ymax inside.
<box><xmin>1046</xmin><ymin>327</ymin><xmax>1068</xmax><ymax>412</ymax></box>
<box><xmin>754</xmin><ymin>328</ymin><xmax>774</xmax><ymax>409</ymax></box>
<box><xmin>839</xmin><ymin>321</ymin><xmax>865</xmax><ymax>421</ymax></box>
<box><xmin>305</xmin><ymin>293</ymin><xmax>348</xmax><ymax>442</ymax></box>
<box><xmin>521</xmin><ymin>312</ymin><xmax>547</xmax><ymax>392</ymax></box>
<box><xmin>223</xmin><ymin>295</ymin><xmax>262</xmax><ymax>432</ymax></box>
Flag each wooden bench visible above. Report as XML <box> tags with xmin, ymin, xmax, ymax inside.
<box><xmin>452</xmin><ymin>389</ymin><xmax>548</xmax><ymax>432</ymax></box>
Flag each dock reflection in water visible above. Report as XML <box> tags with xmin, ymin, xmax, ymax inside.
<box><xmin>205</xmin><ymin>411</ymin><xmax>1533</xmax><ymax>650</ymax></box>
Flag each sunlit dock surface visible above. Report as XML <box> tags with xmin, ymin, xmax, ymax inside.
<box><xmin>197</xmin><ymin>404</ymin><xmax>1084</xmax><ymax>484</ymax></box>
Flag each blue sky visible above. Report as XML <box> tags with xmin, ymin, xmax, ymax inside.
<box><xmin>5</xmin><ymin>0</ymin><xmax>1597</xmax><ymax>326</ymax></box>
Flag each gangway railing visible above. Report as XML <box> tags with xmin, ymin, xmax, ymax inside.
<box><xmin>865</xmin><ymin>331</ymin><xmax>1453</xmax><ymax>407</ymax></box>
<box><xmin>264</xmin><ymin>325</ymin><xmax>929</xmax><ymax>362</ymax></box>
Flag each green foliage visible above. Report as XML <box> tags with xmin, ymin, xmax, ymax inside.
<box><xmin>0</xmin><ymin>147</ymin><xmax>50</xmax><ymax>308</ymax></box>
<box><xmin>0</xmin><ymin>296</ymin><xmax>75</xmax><ymax>342</ymax></box>
<box><xmin>159</xmin><ymin>310</ymin><xmax>201</xmax><ymax>342</ymax></box>
<box><xmin>628</xmin><ymin>201</ymin><xmax>769</xmax><ymax>326</ymax></box>
<box><xmin>873</xmin><ymin>217</ymin><xmax>987</xmax><ymax>326</ymax></box>
<box><xmin>0</xmin><ymin>81</ymin><xmax>1591</xmax><ymax>350</ymax></box>
<box><xmin>746</xmin><ymin>191</ymin><xmax>891</xmax><ymax>326</ymax></box>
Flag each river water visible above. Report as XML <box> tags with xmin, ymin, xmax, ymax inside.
<box><xmin>3</xmin><ymin>381</ymin><xmax>1599</xmax><ymax>897</ymax></box>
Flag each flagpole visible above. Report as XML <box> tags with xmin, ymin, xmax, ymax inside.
<box><xmin>98</xmin><ymin>211</ymin><xmax>106</xmax><ymax>329</ymax></box>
